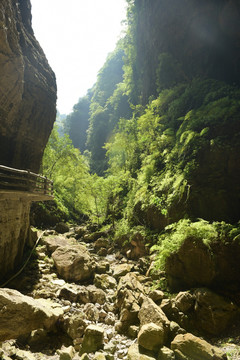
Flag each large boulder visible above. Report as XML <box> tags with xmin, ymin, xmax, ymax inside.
<box><xmin>52</xmin><ymin>245</ymin><xmax>95</xmax><ymax>282</ymax></box>
<box><xmin>138</xmin><ymin>298</ymin><xmax>170</xmax><ymax>348</ymax></box>
<box><xmin>194</xmin><ymin>288</ymin><xmax>239</xmax><ymax>335</ymax></box>
<box><xmin>86</xmin><ymin>285</ymin><xmax>106</xmax><ymax>305</ymax></box>
<box><xmin>62</xmin><ymin>312</ymin><xmax>88</xmax><ymax>340</ymax></box>
<box><xmin>173</xmin><ymin>292</ymin><xmax>195</xmax><ymax>313</ymax></box>
<box><xmin>129</xmin><ymin>232</ymin><xmax>149</xmax><ymax>260</ymax></box>
<box><xmin>0</xmin><ymin>288</ymin><xmax>63</xmax><ymax>341</ymax></box>
<box><xmin>139</xmin><ymin>297</ymin><xmax>170</xmax><ymax>342</ymax></box>
<box><xmin>80</xmin><ymin>325</ymin><xmax>104</xmax><ymax>354</ymax></box>
<box><xmin>138</xmin><ymin>322</ymin><xmax>165</xmax><ymax>351</ymax></box>
<box><xmin>162</xmin><ymin>289</ymin><xmax>239</xmax><ymax>336</ymax></box>
<box><xmin>115</xmin><ymin>273</ymin><xmax>145</xmax><ymax>333</ymax></box>
<box><xmin>165</xmin><ymin>237</ymin><xmax>216</xmax><ymax>290</ymax></box>
<box><xmin>127</xmin><ymin>344</ymin><xmax>156</xmax><ymax>360</ymax></box>
<box><xmin>171</xmin><ymin>333</ymin><xmax>227</xmax><ymax>360</ymax></box>
<box><xmin>55</xmin><ymin>222</ymin><xmax>70</xmax><ymax>234</ymax></box>
<box><xmin>112</xmin><ymin>263</ymin><xmax>134</xmax><ymax>279</ymax></box>
<box><xmin>57</xmin><ymin>346</ymin><xmax>75</xmax><ymax>360</ymax></box>
<box><xmin>164</xmin><ymin>225</ymin><xmax>240</xmax><ymax>292</ymax></box>
<box><xmin>41</xmin><ymin>235</ymin><xmax>77</xmax><ymax>254</ymax></box>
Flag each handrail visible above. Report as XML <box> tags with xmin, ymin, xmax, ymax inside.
<box><xmin>0</xmin><ymin>165</ymin><xmax>53</xmax><ymax>197</ymax></box>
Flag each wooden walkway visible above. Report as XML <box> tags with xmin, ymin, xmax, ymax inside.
<box><xmin>0</xmin><ymin>165</ymin><xmax>53</xmax><ymax>201</ymax></box>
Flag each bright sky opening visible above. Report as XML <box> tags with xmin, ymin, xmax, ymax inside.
<box><xmin>31</xmin><ymin>0</ymin><xmax>127</xmax><ymax>115</ymax></box>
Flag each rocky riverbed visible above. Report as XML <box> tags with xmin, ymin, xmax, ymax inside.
<box><xmin>0</xmin><ymin>224</ymin><xmax>239</xmax><ymax>359</ymax></box>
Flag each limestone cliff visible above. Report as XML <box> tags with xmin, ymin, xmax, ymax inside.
<box><xmin>0</xmin><ymin>0</ymin><xmax>56</xmax><ymax>281</ymax></box>
<box><xmin>132</xmin><ymin>0</ymin><xmax>240</xmax><ymax>104</ymax></box>
<box><xmin>0</xmin><ymin>0</ymin><xmax>56</xmax><ymax>172</ymax></box>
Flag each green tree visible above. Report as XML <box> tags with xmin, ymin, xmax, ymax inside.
<box><xmin>64</xmin><ymin>94</ymin><xmax>91</xmax><ymax>152</ymax></box>
<box><xmin>42</xmin><ymin>125</ymin><xmax>91</xmax><ymax>217</ymax></box>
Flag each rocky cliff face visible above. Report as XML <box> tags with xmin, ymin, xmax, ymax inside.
<box><xmin>126</xmin><ymin>0</ymin><xmax>240</xmax><ymax>226</ymax></box>
<box><xmin>0</xmin><ymin>0</ymin><xmax>56</xmax><ymax>281</ymax></box>
<box><xmin>133</xmin><ymin>0</ymin><xmax>240</xmax><ymax>104</ymax></box>
<box><xmin>0</xmin><ymin>196</ymin><xmax>31</xmax><ymax>279</ymax></box>
<box><xmin>0</xmin><ymin>0</ymin><xmax>56</xmax><ymax>172</ymax></box>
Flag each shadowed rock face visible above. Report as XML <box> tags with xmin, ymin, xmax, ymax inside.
<box><xmin>134</xmin><ymin>0</ymin><xmax>240</xmax><ymax>104</ymax></box>
<box><xmin>0</xmin><ymin>0</ymin><xmax>56</xmax><ymax>282</ymax></box>
<box><xmin>0</xmin><ymin>0</ymin><xmax>56</xmax><ymax>172</ymax></box>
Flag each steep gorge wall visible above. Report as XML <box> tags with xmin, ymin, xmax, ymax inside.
<box><xmin>0</xmin><ymin>0</ymin><xmax>56</xmax><ymax>172</ymax></box>
<box><xmin>133</xmin><ymin>0</ymin><xmax>240</xmax><ymax>104</ymax></box>
<box><xmin>0</xmin><ymin>0</ymin><xmax>57</xmax><ymax>281</ymax></box>
<box><xmin>126</xmin><ymin>0</ymin><xmax>240</xmax><ymax>226</ymax></box>
<box><xmin>0</xmin><ymin>196</ymin><xmax>31</xmax><ymax>280</ymax></box>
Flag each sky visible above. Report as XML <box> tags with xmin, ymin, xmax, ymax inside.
<box><xmin>31</xmin><ymin>0</ymin><xmax>127</xmax><ymax>115</ymax></box>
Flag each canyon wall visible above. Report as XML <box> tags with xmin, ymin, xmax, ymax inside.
<box><xmin>0</xmin><ymin>0</ymin><xmax>56</xmax><ymax>172</ymax></box>
<box><xmin>127</xmin><ymin>0</ymin><xmax>240</xmax><ymax>226</ymax></box>
<box><xmin>0</xmin><ymin>0</ymin><xmax>57</xmax><ymax>281</ymax></box>
<box><xmin>0</xmin><ymin>196</ymin><xmax>31</xmax><ymax>280</ymax></box>
<box><xmin>132</xmin><ymin>0</ymin><xmax>240</xmax><ymax>104</ymax></box>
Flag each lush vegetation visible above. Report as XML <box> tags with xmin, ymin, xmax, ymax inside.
<box><xmin>41</xmin><ymin>126</ymin><xmax>128</xmax><ymax>226</ymax></box>
<box><xmin>151</xmin><ymin>219</ymin><xmax>240</xmax><ymax>271</ymax></box>
<box><xmin>64</xmin><ymin>43</ymin><xmax>132</xmax><ymax>175</ymax></box>
<box><xmin>40</xmin><ymin>0</ymin><xmax>240</xmax><ymax>279</ymax></box>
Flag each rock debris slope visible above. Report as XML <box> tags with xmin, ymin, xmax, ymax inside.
<box><xmin>0</xmin><ymin>225</ymin><xmax>233</xmax><ymax>360</ymax></box>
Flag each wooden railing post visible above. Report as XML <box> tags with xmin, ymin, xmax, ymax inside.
<box><xmin>27</xmin><ymin>169</ymin><xmax>31</xmax><ymax>191</ymax></box>
<box><xmin>44</xmin><ymin>177</ymin><xmax>47</xmax><ymax>195</ymax></box>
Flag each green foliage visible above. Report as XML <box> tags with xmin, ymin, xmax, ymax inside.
<box><xmin>224</xmin><ymin>343</ymin><xmax>240</xmax><ymax>360</ymax></box>
<box><xmin>105</xmin><ymin>116</ymin><xmax>140</xmax><ymax>176</ymax></box>
<box><xmin>41</xmin><ymin>0</ymin><xmax>240</xmax><ymax>252</ymax></box>
<box><xmin>91</xmin><ymin>46</ymin><xmax>125</xmax><ymax>107</ymax></box>
<box><xmin>87</xmin><ymin>105</ymin><xmax>110</xmax><ymax>175</ymax></box>
<box><xmin>42</xmin><ymin>125</ymin><xmax>91</xmax><ymax>217</ymax></box>
<box><xmin>86</xmin><ymin>43</ymin><xmax>133</xmax><ymax>175</ymax></box>
<box><xmin>113</xmin><ymin>218</ymin><xmax>131</xmax><ymax>243</ymax></box>
<box><xmin>113</xmin><ymin>217</ymin><xmax>155</xmax><ymax>246</ymax></box>
<box><xmin>64</xmin><ymin>95</ymin><xmax>91</xmax><ymax>152</ymax></box>
<box><xmin>151</xmin><ymin>219</ymin><xmax>240</xmax><ymax>271</ymax></box>
<box><xmin>42</xmin><ymin>126</ymin><xmax>127</xmax><ymax>224</ymax></box>
<box><xmin>105</xmin><ymin>78</ymin><xmax>240</xmax><ymax>230</ymax></box>
<box><xmin>87</xmin><ymin>173</ymin><xmax>126</xmax><ymax>226</ymax></box>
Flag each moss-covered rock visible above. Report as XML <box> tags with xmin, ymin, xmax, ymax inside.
<box><xmin>152</xmin><ymin>219</ymin><xmax>240</xmax><ymax>292</ymax></box>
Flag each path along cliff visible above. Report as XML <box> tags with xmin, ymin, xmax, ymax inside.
<box><xmin>0</xmin><ymin>223</ymin><xmax>239</xmax><ymax>360</ymax></box>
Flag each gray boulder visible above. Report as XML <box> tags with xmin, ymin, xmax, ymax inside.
<box><xmin>62</xmin><ymin>312</ymin><xmax>88</xmax><ymax>340</ymax></box>
<box><xmin>127</xmin><ymin>344</ymin><xmax>156</xmax><ymax>360</ymax></box>
<box><xmin>171</xmin><ymin>333</ymin><xmax>227</xmax><ymax>360</ymax></box>
<box><xmin>55</xmin><ymin>222</ymin><xmax>70</xmax><ymax>234</ymax></box>
<box><xmin>194</xmin><ymin>288</ymin><xmax>239</xmax><ymax>335</ymax></box>
<box><xmin>94</xmin><ymin>274</ymin><xmax>117</xmax><ymax>290</ymax></box>
<box><xmin>41</xmin><ymin>235</ymin><xmax>77</xmax><ymax>254</ymax></box>
<box><xmin>138</xmin><ymin>322</ymin><xmax>165</xmax><ymax>351</ymax></box>
<box><xmin>52</xmin><ymin>245</ymin><xmax>95</xmax><ymax>282</ymax></box>
<box><xmin>139</xmin><ymin>297</ymin><xmax>170</xmax><ymax>329</ymax></box>
<box><xmin>0</xmin><ymin>288</ymin><xmax>63</xmax><ymax>341</ymax></box>
<box><xmin>80</xmin><ymin>325</ymin><xmax>105</xmax><ymax>354</ymax></box>
<box><xmin>158</xmin><ymin>346</ymin><xmax>175</xmax><ymax>360</ymax></box>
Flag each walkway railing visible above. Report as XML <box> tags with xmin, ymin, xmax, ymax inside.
<box><xmin>0</xmin><ymin>165</ymin><xmax>53</xmax><ymax>197</ymax></box>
